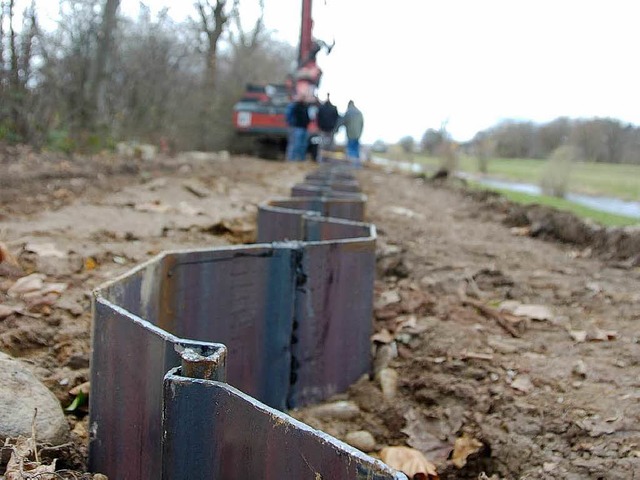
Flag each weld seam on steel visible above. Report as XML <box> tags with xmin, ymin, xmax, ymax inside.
<box><xmin>90</xmin><ymin>164</ymin><xmax>405</xmax><ymax>479</ymax></box>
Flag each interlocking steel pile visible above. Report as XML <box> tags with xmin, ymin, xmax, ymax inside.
<box><xmin>89</xmin><ymin>160</ymin><xmax>407</xmax><ymax>479</ymax></box>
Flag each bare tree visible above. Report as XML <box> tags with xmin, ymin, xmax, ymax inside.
<box><xmin>196</xmin><ymin>0</ymin><xmax>232</xmax><ymax>89</ymax></box>
<box><xmin>85</xmin><ymin>0</ymin><xmax>121</xmax><ymax>128</ymax></box>
<box><xmin>0</xmin><ymin>1</ymin><xmax>5</xmax><ymax>92</ymax></box>
<box><xmin>0</xmin><ymin>0</ymin><xmax>294</xmax><ymax>151</ymax></box>
<box><xmin>8</xmin><ymin>0</ymin><xmax>17</xmax><ymax>93</ymax></box>
<box><xmin>0</xmin><ymin>0</ymin><xmax>38</xmax><ymax>141</ymax></box>
<box><xmin>112</xmin><ymin>6</ymin><xmax>198</xmax><ymax>144</ymax></box>
<box><xmin>230</xmin><ymin>0</ymin><xmax>264</xmax><ymax>54</ymax></box>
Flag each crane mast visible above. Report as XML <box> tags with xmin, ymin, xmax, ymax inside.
<box><xmin>299</xmin><ymin>0</ymin><xmax>314</xmax><ymax>68</ymax></box>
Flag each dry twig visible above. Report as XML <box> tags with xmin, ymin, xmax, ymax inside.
<box><xmin>458</xmin><ymin>289</ymin><xmax>522</xmax><ymax>338</ymax></box>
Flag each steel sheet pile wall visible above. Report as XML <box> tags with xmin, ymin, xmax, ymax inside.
<box><xmin>90</xmin><ymin>163</ymin><xmax>407</xmax><ymax>480</ymax></box>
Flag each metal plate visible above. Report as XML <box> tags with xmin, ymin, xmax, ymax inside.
<box><xmin>90</xmin><ymin>165</ymin><xmax>396</xmax><ymax>479</ymax></box>
<box><xmin>163</xmin><ymin>369</ymin><xmax>407</xmax><ymax>480</ymax></box>
<box><xmin>90</xmin><ymin>292</ymin><xmax>225</xmax><ymax>479</ymax></box>
<box><xmin>290</xmin><ymin>218</ymin><xmax>376</xmax><ymax>407</ymax></box>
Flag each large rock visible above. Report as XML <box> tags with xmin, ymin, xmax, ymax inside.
<box><xmin>0</xmin><ymin>352</ymin><xmax>69</xmax><ymax>444</ymax></box>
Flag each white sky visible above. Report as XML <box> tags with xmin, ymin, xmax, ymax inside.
<box><xmin>30</xmin><ymin>0</ymin><xmax>640</xmax><ymax>144</ymax></box>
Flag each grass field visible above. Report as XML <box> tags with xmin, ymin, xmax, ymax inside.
<box><xmin>428</xmin><ymin>155</ymin><xmax>640</xmax><ymax>201</ymax></box>
<box><xmin>377</xmin><ymin>146</ymin><xmax>639</xmax><ymax>226</ymax></box>
<box><xmin>470</xmin><ymin>184</ymin><xmax>639</xmax><ymax>227</ymax></box>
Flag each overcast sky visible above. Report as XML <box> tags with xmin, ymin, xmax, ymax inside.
<box><xmin>34</xmin><ymin>0</ymin><xmax>640</xmax><ymax>143</ymax></box>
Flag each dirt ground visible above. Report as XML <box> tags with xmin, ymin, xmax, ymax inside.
<box><xmin>1</xmin><ymin>148</ymin><xmax>639</xmax><ymax>479</ymax></box>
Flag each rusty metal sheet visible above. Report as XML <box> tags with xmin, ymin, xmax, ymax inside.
<box><xmin>254</xmin><ymin>204</ymin><xmax>376</xmax><ymax>408</ymax></box>
<box><xmin>98</xmin><ymin>254</ymin><xmax>165</xmax><ymax>321</ymax></box>
<box><xmin>318</xmin><ymin>153</ymin><xmax>356</xmax><ymax>166</ymax></box>
<box><xmin>292</xmin><ymin>183</ymin><xmax>364</xmax><ymax>198</ymax></box>
<box><xmin>289</xmin><ymin>220</ymin><xmax>376</xmax><ymax>407</ymax></box>
<box><xmin>90</xmin><ymin>292</ymin><xmax>225</xmax><ymax>480</ymax></box>
<box><xmin>303</xmin><ymin>215</ymin><xmax>374</xmax><ymax>242</ymax></box>
<box><xmin>303</xmin><ymin>178</ymin><xmax>362</xmax><ymax>192</ymax></box>
<box><xmin>257</xmin><ymin>201</ymin><xmax>319</xmax><ymax>242</ymax></box>
<box><xmin>158</xmin><ymin>245</ymin><xmax>296</xmax><ymax>407</ymax></box>
<box><xmin>90</xmin><ymin>164</ymin><xmax>394</xmax><ymax>479</ymax></box>
<box><xmin>257</xmin><ymin>197</ymin><xmax>366</xmax><ymax>243</ymax></box>
<box><xmin>91</xmin><ymin>247</ymin><xmax>297</xmax><ymax>479</ymax></box>
<box><xmin>306</xmin><ymin>169</ymin><xmax>356</xmax><ymax>183</ymax></box>
<box><xmin>324</xmin><ymin>198</ymin><xmax>366</xmax><ymax>222</ymax></box>
<box><xmin>162</xmin><ymin>368</ymin><xmax>407</xmax><ymax>480</ymax></box>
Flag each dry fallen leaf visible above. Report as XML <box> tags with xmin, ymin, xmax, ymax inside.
<box><xmin>401</xmin><ymin>408</ymin><xmax>451</xmax><ymax>461</ymax></box>
<box><xmin>134</xmin><ymin>201</ymin><xmax>171</xmax><ymax>213</ymax></box>
<box><xmin>380</xmin><ymin>446</ymin><xmax>439</xmax><ymax>479</ymax></box>
<box><xmin>461</xmin><ymin>350</ymin><xmax>494</xmax><ymax>361</ymax></box>
<box><xmin>205</xmin><ymin>219</ymin><xmax>255</xmax><ymax>241</ymax></box>
<box><xmin>0</xmin><ymin>242</ymin><xmax>20</xmax><ymax>267</ymax></box>
<box><xmin>7</xmin><ymin>273</ymin><xmax>46</xmax><ymax>297</ymax></box>
<box><xmin>512</xmin><ymin>304</ymin><xmax>553</xmax><ymax>321</ymax></box>
<box><xmin>177</xmin><ymin>201</ymin><xmax>204</xmax><ymax>217</ymax></box>
<box><xmin>586</xmin><ymin>328</ymin><xmax>617</xmax><ymax>342</ymax></box>
<box><xmin>510</xmin><ymin>375</ymin><xmax>534</xmax><ymax>394</ymax></box>
<box><xmin>510</xmin><ymin>226</ymin><xmax>531</xmax><ymax>237</ymax></box>
<box><xmin>451</xmin><ymin>435</ymin><xmax>484</xmax><ymax>468</ymax></box>
<box><xmin>569</xmin><ymin>330</ymin><xmax>587</xmax><ymax>343</ymax></box>
<box><xmin>85</xmin><ymin>257</ymin><xmax>98</xmax><ymax>271</ymax></box>
<box><xmin>24</xmin><ymin>242</ymin><xmax>67</xmax><ymax>259</ymax></box>
<box><xmin>5</xmin><ymin>436</ymin><xmax>57</xmax><ymax>480</ymax></box>
<box><xmin>395</xmin><ymin>315</ymin><xmax>420</xmax><ymax>332</ymax></box>
<box><xmin>6</xmin><ymin>459</ymin><xmax>57</xmax><ymax>480</ymax></box>
<box><xmin>386</xmin><ymin>206</ymin><xmax>424</xmax><ymax>220</ymax></box>
<box><xmin>372</xmin><ymin>329</ymin><xmax>395</xmax><ymax>344</ymax></box>
<box><xmin>70</xmin><ymin>381</ymin><xmax>90</xmax><ymax>397</ymax></box>
<box><xmin>0</xmin><ymin>304</ymin><xmax>18</xmax><ymax>319</ymax></box>
<box><xmin>376</xmin><ymin>290</ymin><xmax>402</xmax><ymax>309</ymax></box>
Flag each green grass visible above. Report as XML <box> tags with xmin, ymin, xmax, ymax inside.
<box><xmin>451</xmin><ymin>156</ymin><xmax>639</xmax><ymax>201</ymax></box>
<box><xmin>377</xmin><ymin>145</ymin><xmax>639</xmax><ymax>227</ymax></box>
<box><xmin>380</xmin><ymin>146</ymin><xmax>640</xmax><ymax>201</ymax></box>
<box><xmin>471</xmin><ymin>183</ymin><xmax>639</xmax><ymax>227</ymax></box>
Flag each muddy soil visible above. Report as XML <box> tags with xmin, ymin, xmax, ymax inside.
<box><xmin>1</xmin><ymin>151</ymin><xmax>639</xmax><ymax>479</ymax></box>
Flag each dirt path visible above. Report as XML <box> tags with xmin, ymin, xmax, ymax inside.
<box><xmin>1</xmin><ymin>153</ymin><xmax>639</xmax><ymax>478</ymax></box>
<box><xmin>302</xmin><ymin>168</ymin><xmax>640</xmax><ymax>479</ymax></box>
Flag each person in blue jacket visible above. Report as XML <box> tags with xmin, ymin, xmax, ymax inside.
<box><xmin>286</xmin><ymin>96</ymin><xmax>310</xmax><ymax>161</ymax></box>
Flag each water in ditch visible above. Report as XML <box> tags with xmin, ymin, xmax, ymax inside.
<box><xmin>370</xmin><ymin>156</ymin><xmax>640</xmax><ymax>220</ymax></box>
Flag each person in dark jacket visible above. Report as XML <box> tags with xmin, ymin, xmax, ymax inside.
<box><xmin>316</xmin><ymin>94</ymin><xmax>340</xmax><ymax>161</ymax></box>
<box><xmin>286</xmin><ymin>96</ymin><xmax>310</xmax><ymax>161</ymax></box>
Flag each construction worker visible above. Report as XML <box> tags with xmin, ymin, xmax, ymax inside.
<box><xmin>338</xmin><ymin>100</ymin><xmax>364</xmax><ymax>165</ymax></box>
<box><xmin>316</xmin><ymin>93</ymin><xmax>340</xmax><ymax>161</ymax></box>
<box><xmin>286</xmin><ymin>95</ymin><xmax>310</xmax><ymax>161</ymax></box>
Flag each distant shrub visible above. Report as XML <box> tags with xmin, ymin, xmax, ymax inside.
<box><xmin>540</xmin><ymin>145</ymin><xmax>582</xmax><ymax>198</ymax></box>
<box><xmin>475</xmin><ymin>137</ymin><xmax>494</xmax><ymax>174</ymax></box>
<box><xmin>46</xmin><ymin>129</ymin><xmax>76</xmax><ymax>154</ymax></box>
<box><xmin>438</xmin><ymin>141</ymin><xmax>459</xmax><ymax>174</ymax></box>
<box><xmin>399</xmin><ymin>136</ymin><xmax>415</xmax><ymax>154</ymax></box>
<box><xmin>0</xmin><ymin>120</ymin><xmax>23</xmax><ymax>144</ymax></box>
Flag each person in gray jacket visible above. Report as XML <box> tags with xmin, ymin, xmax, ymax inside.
<box><xmin>339</xmin><ymin>100</ymin><xmax>364</xmax><ymax>164</ymax></box>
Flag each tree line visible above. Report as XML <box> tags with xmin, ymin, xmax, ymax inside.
<box><xmin>411</xmin><ymin>117</ymin><xmax>640</xmax><ymax>165</ymax></box>
<box><xmin>0</xmin><ymin>0</ymin><xmax>294</xmax><ymax>152</ymax></box>
<box><xmin>468</xmin><ymin>117</ymin><xmax>640</xmax><ymax>164</ymax></box>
